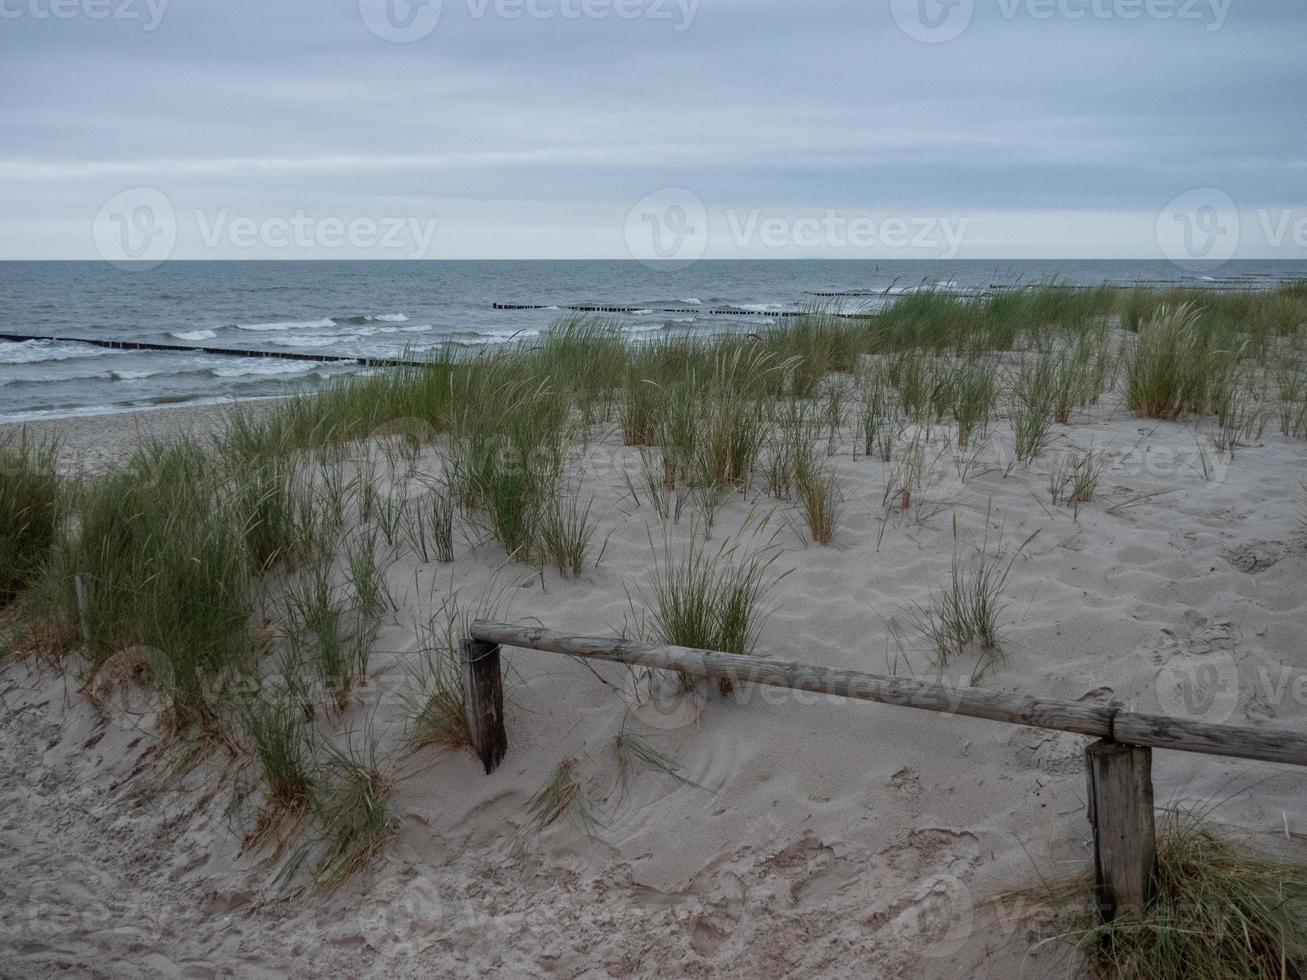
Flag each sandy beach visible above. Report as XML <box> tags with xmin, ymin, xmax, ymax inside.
<box><xmin>7</xmin><ymin>0</ymin><xmax>1307</xmax><ymax>972</ymax></box>
<box><xmin>4</xmin><ymin>318</ymin><xmax>1307</xmax><ymax>977</ymax></box>
<box><xmin>0</xmin><ymin>400</ymin><xmax>285</xmax><ymax>477</ymax></box>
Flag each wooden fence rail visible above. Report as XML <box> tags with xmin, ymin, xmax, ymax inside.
<box><xmin>464</xmin><ymin>620</ymin><xmax>1307</xmax><ymax>922</ymax></box>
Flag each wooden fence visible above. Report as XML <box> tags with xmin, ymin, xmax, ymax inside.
<box><xmin>463</xmin><ymin>620</ymin><xmax>1307</xmax><ymax>923</ymax></box>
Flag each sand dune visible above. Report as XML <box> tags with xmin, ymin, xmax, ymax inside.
<box><xmin>3</xmin><ymin>341</ymin><xmax>1307</xmax><ymax>978</ymax></box>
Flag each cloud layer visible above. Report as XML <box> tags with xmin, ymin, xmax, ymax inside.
<box><xmin>2</xmin><ymin>0</ymin><xmax>1304</xmax><ymax>259</ymax></box>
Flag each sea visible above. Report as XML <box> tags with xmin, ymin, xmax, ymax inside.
<box><xmin>2</xmin><ymin>259</ymin><xmax>1305</xmax><ymax>422</ymax></box>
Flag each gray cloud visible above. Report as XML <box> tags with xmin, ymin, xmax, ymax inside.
<box><xmin>1</xmin><ymin>0</ymin><xmax>1303</xmax><ymax>258</ymax></box>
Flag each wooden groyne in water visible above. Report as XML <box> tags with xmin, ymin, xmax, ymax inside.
<box><xmin>491</xmin><ymin>303</ymin><xmax>811</xmax><ymax>317</ymax></box>
<box><xmin>0</xmin><ymin>332</ymin><xmax>430</xmax><ymax>368</ymax></box>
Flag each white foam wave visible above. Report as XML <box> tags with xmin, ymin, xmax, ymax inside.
<box><xmin>358</xmin><ymin>324</ymin><xmax>433</xmax><ymax>337</ymax></box>
<box><xmin>171</xmin><ymin>329</ymin><xmax>217</xmax><ymax>341</ymax></box>
<box><xmin>235</xmin><ymin>318</ymin><xmax>335</xmax><ymax>332</ymax></box>
<box><xmin>211</xmin><ymin>360</ymin><xmax>322</xmax><ymax>379</ymax></box>
<box><xmin>3</xmin><ymin>366</ymin><xmax>123</xmax><ymax>385</ymax></box>
<box><xmin>0</xmin><ymin>340</ymin><xmax>114</xmax><ymax>365</ymax></box>
<box><xmin>680</xmin><ymin>297</ymin><xmax>702</xmax><ymax>305</ymax></box>
<box><xmin>267</xmin><ymin>335</ymin><xmax>340</xmax><ymax>348</ymax></box>
<box><xmin>451</xmin><ymin>328</ymin><xmax>540</xmax><ymax>346</ymax></box>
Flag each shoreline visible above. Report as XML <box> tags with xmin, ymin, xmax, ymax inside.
<box><xmin>5</xmin><ymin>268</ymin><xmax>1307</xmax><ymax>425</ymax></box>
<box><xmin>0</xmin><ymin>397</ymin><xmax>285</xmax><ymax>474</ymax></box>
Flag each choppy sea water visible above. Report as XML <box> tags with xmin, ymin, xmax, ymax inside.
<box><xmin>2</xmin><ymin>260</ymin><xmax>1305</xmax><ymax>421</ymax></box>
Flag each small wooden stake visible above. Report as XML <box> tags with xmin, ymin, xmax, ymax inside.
<box><xmin>73</xmin><ymin>573</ymin><xmax>94</xmax><ymax>651</ymax></box>
<box><xmin>460</xmin><ymin>638</ymin><xmax>507</xmax><ymax>774</ymax></box>
<box><xmin>1086</xmin><ymin>739</ymin><xmax>1156</xmax><ymax>922</ymax></box>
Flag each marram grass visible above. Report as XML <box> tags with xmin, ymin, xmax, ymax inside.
<box><xmin>0</xmin><ymin>429</ymin><xmax>60</xmax><ymax>605</ymax></box>
<box><xmin>1010</xmin><ymin>809</ymin><xmax>1307</xmax><ymax>980</ymax></box>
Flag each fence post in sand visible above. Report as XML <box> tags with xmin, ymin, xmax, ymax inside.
<box><xmin>1085</xmin><ymin>739</ymin><xmax>1156</xmax><ymax>922</ymax></box>
<box><xmin>73</xmin><ymin>573</ymin><xmax>94</xmax><ymax>651</ymax></box>
<box><xmin>460</xmin><ymin>638</ymin><xmax>507</xmax><ymax>774</ymax></box>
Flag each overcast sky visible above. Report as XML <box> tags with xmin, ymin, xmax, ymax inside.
<box><xmin>1</xmin><ymin>0</ymin><xmax>1304</xmax><ymax>260</ymax></box>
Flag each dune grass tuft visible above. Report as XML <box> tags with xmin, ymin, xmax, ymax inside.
<box><xmin>526</xmin><ymin>757</ymin><xmax>594</xmax><ymax>831</ymax></box>
<box><xmin>1050</xmin><ymin>447</ymin><xmax>1104</xmax><ymax>512</ymax></box>
<box><xmin>429</xmin><ymin>489</ymin><xmax>455</xmax><ymax>562</ymax></box>
<box><xmin>283</xmin><ymin>559</ymin><xmax>378</xmax><ymax>713</ymax></box>
<box><xmin>912</xmin><ymin>517</ymin><xmax>1035</xmax><ymax>669</ymax></box>
<box><xmin>0</xmin><ymin>430</ymin><xmax>61</xmax><ymax>606</ymax></box>
<box><xmin>1124</xmin><ymin>304</ymin><xmax>1236</xmax><ymax>420</ymax></box>
<box><xmin>406</xmin><ymin>617</ymin><xmax>470</xmax><ymax>752</ymax></box>
<box><xmin>538</xmin><ymin>492</ymin><xmax>596</xmax><ymax>578</ymax></box>
<box><xmin>229</xmin><ymin>454</ymin><xmax>313</xmax><ymax>574</ymax></box>
<box><xmin>795</xmin><ymin>449</ymin><xmax>841</xmax><ymax>545</ymax></box>
<box><xmin>51</xmin><ymin>441</ymin><xmax>254</xmax><ymax>727</ymax></box>
<box><xmin>950</xmin><ymin>360</ymin><xmax>999</xmax><ymax>449</ymax></box>
<box><xmin>635</xmin><ymin>529</ymin><xmax>783</xmax><ymax>693</ymax></box>
<box><xmin>1020</xmin><ymin>809</ymin><xmax>1307</xmax><ymax>980</ymax></box>
<box><xmin>1012</xmin><ymin>396</ymin><xmax>1056</xmax><ymax>464</ymax></box>
<box><xmin>241</xmin><ymin>693</ymin><xmax>316</xmax><ymax>852</ymax></box>
<box><xmin>308</xmin><ymin>734</ymin><xmax>397</xmax><ymax>889</ymax></box>
<box><xmin>344</xmin><ymin>527</ymin><xmax>392</xmax><ymax>619</ymax></box>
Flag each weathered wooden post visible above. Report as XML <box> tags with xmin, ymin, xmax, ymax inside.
<box><xmin>1085</xmin><ymin>739</ymin><xmax>1157</xmax><ymax>922</ymax></box>
<box><xmin>73</xmin><ymin>573</ymin><xmax>94</xmax><ymax>651</ymax></box>
<box><xmin>460</xmin><ymin>638</ymin><xmax>507</xmax><ymax>774</ymax></box>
